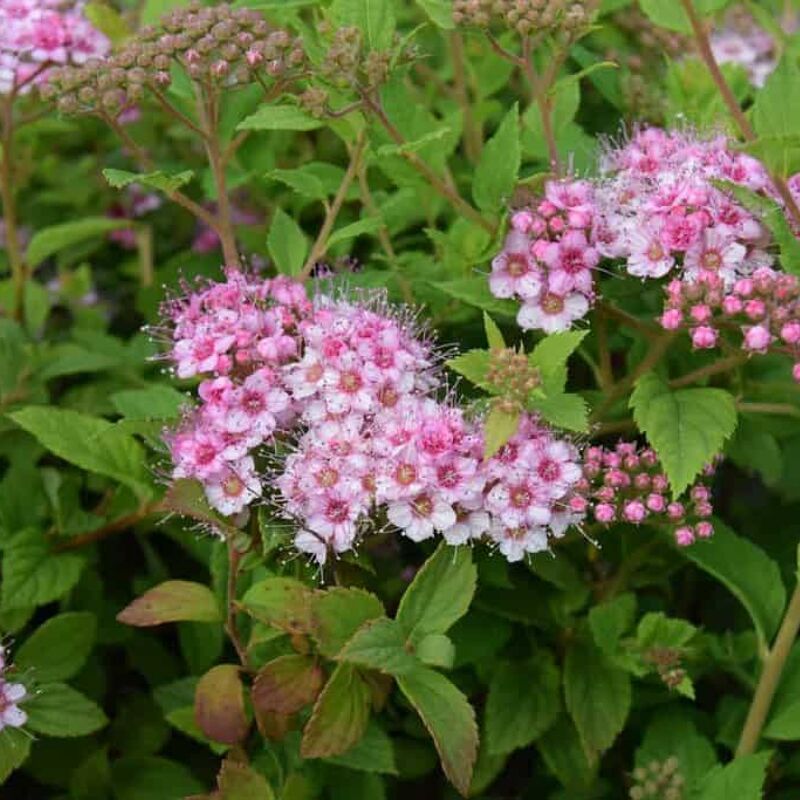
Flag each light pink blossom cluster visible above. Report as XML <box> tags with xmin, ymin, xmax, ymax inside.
<box><xmin>594</xmin><ymin>128</ymin><xmax>773</xmax><ymax>286</ymax></box>
<box><xmin>489</xmin><ymin>179</ymin><xmax>597</xmax><ymax>333</ymax></box>
<box><xmin>160</xmin><ymin>270</ymin><xmax>585</xmax><ymax>563</ymax></box>
<box><xmin>0</xmin><ymin>644</ymin><xmax>27</xmax><ymax>732</ymax></box>
<box><xmin>579</xmin><ymin>442</ymin><xmax>715</xmax><ymax>546</ymax></box>
<box><xmin>660</xmin><ymin>267</ymin><xmax>800</xmax><ymax>380</ymax></box>
<box><xmin>161</xmin><ymin>270</ymin><xmax>311</xmax><ymax>516</ymax></box>
<box><xmin>0</xmin><ymin>0</ymin><xmax>109</xmax><ymax>94</ymax></box>
<box><xmin>710</xmin><ymin>20</ymin><xmax>775</xmax><ymax>88</ymax></box>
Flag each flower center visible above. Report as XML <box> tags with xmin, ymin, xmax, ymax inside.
<box><xmin>541</xmin><ymin>293</ymin><xmax>565</xmax><ymax>315</ymax></box>
<box><xmin>317</xmin><ymin>467</ymin><xmax>339</xmax><ymax>488</ymax></box>
<box><xmin>395</xmin><ymin>463</ymin><xmax>417</xmax><ymax>486</ymax></box>
<box><xmin>412</xmin><ymin>495</ymin><xmax>433</xmax><ymax>518</ymax></box>
<box><xmin>339</xmin><ymin>371</ymin><xmax>363</xmax><ymax>393</ymax></box>
<box><xmin>647</xmin><ymin>242</ymin><xmax>664</xmax><ymax>261</ymax></box>
<box><xmin>222</xmin><ymin>476</ymin><xmax>243</xmax><ymax>497</ymax></box>
<box><xmin>510</xmin><ymin>486</ymin><xmax>532</xmax><ymax>508</ymax></box>
<box><xmin>506</xmin><ymin>252</ymin><xmax>529</xmax><ymax>278</ymax></box>
<box><xmin>702</xmin><ymin>250</ymin><xmax>722</xmax><ymax>270</ymax></box>
<box><xmin>325</xmin><ymin>499</ymin><xmax>350</xmax><ymax>523</ymax></box>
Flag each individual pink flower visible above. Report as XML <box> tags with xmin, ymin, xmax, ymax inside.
<box><xmin>387</xmin><ymin>495</ymin><xmax>456</xmax><ymax>542</ymax></box>
<box><xmin>489</xmin><ymin>231</ymin><xmax>542</xmax><ymax>300</ymax></box>
<box><xmin>683</xmin><ymin>228</ymin><xmax>746</xmax><ymax>286</ymax></box>
<box><xmin>517</xmin><ymin>292</ymin><xmax>589</xmax><ymax>333</ymax></box>
<box><xmin>743</xmin><ymin>324</ymin><xmax>772</xmax><ymax>353</ymax></box>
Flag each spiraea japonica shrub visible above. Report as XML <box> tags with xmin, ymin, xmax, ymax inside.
<box><xmin>3</xmin><ymin>0</ymin><xmax>800</xmax><ymax>798</ymax></box>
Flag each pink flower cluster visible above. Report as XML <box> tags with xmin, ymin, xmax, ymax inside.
<box><xmin>595</xmin><ymin>128</ymin><xmax>773</xmax><ymax>286</ymax></box>
<box><xmin>0</xmin><ymin>0</ymin><xmax>109</xmax><ymax>94</ymax></box>
<box><xmin>579</xmin><ymin>442</ymin><xmax>715</xmax><ymax>546</ymax></box>
<box><xmin>0</xmin><ymin>644</ymin><xmax>27</xmax><ymax>732</ymax></box>
<box><xmin>489</xmin><ymin>179</ymin><xmax>597</xmax><ymax>333</ymax></box>
<box><xmin>161</xmin><ymin>270</ymin><xmax>585</xmax><ymax>563</ymax></box>
<box><xmin>162</xmin><ymin>270</ymin><xmax>310</xmax><ymax>517</ymax></box>
<box><xmin>660</xmin><ymin>267</ymin><xmax>800</xmax><ymax>380</ymax></box>
<box><xmin>710</xmin><ymin>19</ymin><xmax>775</xmax><ymax>88</ymax></box>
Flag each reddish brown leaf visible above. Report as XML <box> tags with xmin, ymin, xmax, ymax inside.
<box><xmin>117</xmin><ymin>580</ymin><xmax>221</xmax><ymax>626</ymax></box>
<box><xmin>216</xmin><ymin>755</ymin><xmax>275</xmax><ymax>799</ymax></box>
<box><xmin>251</xmin><ymin>655</ymin><xmax>324</xmax><ymax>715</ymax></box>
<box><xmin>195</xmin><ymin>664</ymin><xmax>250</xmax><ymax>745</ymax></box>
<box><xmin>252</xmin><ymin>709</ymin><xmax>293</xmax><ymax>742</ymax></box>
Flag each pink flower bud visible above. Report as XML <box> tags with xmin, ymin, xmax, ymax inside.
<box><xmin>646</xmin><ymin>493</ymin><xmax>665</xmax><ymax>512</ymax></box>
<box><xmin>695</xmin><ymin>521</ymin><xmax>714</xmax><ymax>539</ymax></box>
<box><xmin>538</xmin><ymin>200</ymin><xmax>557</xmax><ymax>218</ymax></box>
<box><xmin>743</xmin><ymin>324</ymin><xmax>771</xmax><ymax>353</ymax></box>
<box><xmin>634</xmin><ymin>472</ymin><xmax>651</xmax><ymax>490</ymax></box>
<box><xmin>691</xmin><ymin>325</ymin><xmax>718</xmax><ymax>349</ymax></box>
<box><xmin>652</xmin><ymin>474</ymin><xmax>669</xmax><ymax>492</ymax></box>
<box><xmin>744</xmin><ymin>299</ymin><xmax>766</xmax><ymax>320</ymax></box>
<box><xmin>594</xmin><ymin>503</ymin><xmax>616</xmax><ymax>523</ymax></box>
<box><xmin>722</xmin><ymin>295</ymin><xmax>743</xmax><ymax>315</ymax></box>
<box><xmin>734</xmin><ymin>278</ymin><xmax>753</xmax><ymax>297</ymax></box>
<box><xmin>690</xmin><ymin>304</ymin><xmax>711</xmax><ymax>323</ymax></box>
<box><xmin>548</xmin><ymin>216</ymin><xmax>566</xmax><ymax>234</ymax></box>
<box><xmin>660</xmin><ymin>309</ymin><xmax>683</xmax><ymax>330</ymax></box>
<box><xmin>794</xmin><ymin>363</ymin><xmax>800</xmax><ymax>382</ymax></box>
<box><xmin>690</xmin><ymin>485</ymin><xmax>709</xmax><ymax>502</ymax></box>
<box><xmin>623</xmin><ymin>500</ymin><xmax>647</xmax><ymax>523</ymax></box>
<box><xmin>674</xmin><ymin>526</ymin><xmax>695</xmax><ymax>546</ymax></box>
<box><xmin>781</xmin><ymin>321</ymin><xmax>800</xmax><ymax>345</ymax></box>
<box><xmin>667</xmin><ymin>501</ymin><xmax>685</xmax><ymax>520</ymax></box>
<box><xmin>511</xmin><ymin>210</ymin><xmax>534</xmax><ymax>233</ymax></box>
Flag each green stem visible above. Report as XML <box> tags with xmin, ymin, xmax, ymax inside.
<box><xmin>450</xmin><ymin>31</ymin><xmax>482</xmax><ymax>164</ymax></box>
<box><xmin>737</xmin><ymin>581</ymin><xmax>800</xmax><ymax>756</ymax></box>
<box><xmin>0</xmin><ymin>94</ymin><xmax>26</xmax><ymax>321</ymax></box>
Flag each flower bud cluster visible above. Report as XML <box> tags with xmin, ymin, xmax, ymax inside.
<box><xmin>579</xmin><ymin>442</ymin><xmax>715</xmax><ymax>546</ymax></box>
<box><xmin>452</xmin><ymin>0</ymin><xmax>591</xmax><ymax>37</ymax></box>
<box><xmin>489</xmin><ymin>178</ymin><xmax>597</xmax><ymax>333</ymax></box>
<box><xmin>0</xmin><ymin>644</ymin><xmax>27</xmax><ymax>732</ymax></box>
<box><xmin>486</xmin><ymin>347</ymin><xmax>541</xmax><ymax>406</ymax></box>
<box><xmin>660</xmin><ymin>266</ymin><xmax>800</xmax><ymax>382</ymax></box>
<box><xmin>629</xmin><ymin>757</ymin><xmax>684</xmax><ymax>800</ymax></box>
<box><xmin>42</xmin><ymin>2</ymin><xmax>303</xmax><ymax>115</ymax></box>
<box><xmin>642</xmin><ymin>646</ymin><xmax>688</xmax><ymax>693</ymax></box>
<box><xmin>0</xmin><ymin>0</ymin><xmax>109</xmax><ymax>95</ymax></box>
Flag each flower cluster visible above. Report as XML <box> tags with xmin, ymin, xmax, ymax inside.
<box><xmin>160</xmin><ymin>270</ymin><xmax>310</xmax><ymax>516</ymax></box>
<box><xmin>629</xmin><ymin>757</ymin><xmax>684</xmax><ymax>800</ymax></box>
<box><xmin>660</xmin><ymin>267</ymin><xmax>800</xmax><ymax>380</ymax></box>
<box><xmin>579</xmin><ymin>442</ymin><xmax>715</xmax><ymax>546</ymax></box>
<box><xmin>160</xmin><ymin>270</ymin><xmax>585</xmax><ymax>563</ymax></box>
<box><xmin>42</xmin><ymin>2</ymin><xmax>303</xmax><ymax>115</ymax></box>
<box><xmin>0</xmin><ymin>0</ymin><xmax>109</xmax><ymax>95</ymax></box>
<box><xmin>710</xmin><ymin>10</ymin><xmax>776</xmax><ymax>88</ymax></box>
<box><xmin>489</xmin><ymin>178</ymin><xmax>598</xmax><ymax>332</ymax></box>
<box><xmin>0</xmin><ymin>644</ymin><xmax>27</xmax><ymax>733</ymax></box>
<box><xmin>595</xmin><ymin>128</ymin><xmax>773</xmax><ymax>286</ymax></box>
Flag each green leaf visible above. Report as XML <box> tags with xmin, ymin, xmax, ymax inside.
<box><xmin>416</xmin><ymin>0</ymin><xmax>453</xmax><ymax>28</ymax></box>
<box><xmin>0</xmin><ymin>728</ymin><xmax>31</xmax><ymax>783</ymax></box>
<box><xmin>332</xmin><ymin>0</ymin><xmax>396</xmax><ymax>50</ymax></box>
<box><xmin>9</xmin><ymin>406</ymin><xmax>153</xmax><ymax>500</ymax></box>
<box><xmin>682</xmin><ymin>518</ymin><xmax>785</xmax><ymax>647</ymax></box>
<box><xmin>102</xmin><ymin>168</ymin><xmax>194</xmax><ymax>194</ymax></box>
<box><xmin>483</xmin><ymin>403</ymin><xmax>520</xmax><ymax>459</ymax></box>
<box><xmin>483</xmin><ymin>312</ymin><xmax>505</xmax><ymax>350</ymax></box>
<box><xmin>237</xmin><ymin>104</ymin><xmax>324</xmax><ymax>131</ymax></box>
<box><xmin>695</xmin><ymin>752</ymin><xmax>771</xmax><ymax>800</ymax></box>
<box><xmin>432</xmin><ymin>277</ymin><xmax>519</xmax><ymax>318</ymax></box>
<box><xmin>446</xmin><ymin>350</ymin><xmax>493</xmax><ymax>391</ymax></box>
<box><xmin>727</xmin><ymin>418</ymin><xmax>783</xmax><ymax>487</ymax></box>
<box><xmin>310</xmin><ymin>587</ymin><xmax>385</xmax><ymax>658</ymax></box>
<box><xmin>110</xmin><ymin>386</ymin><xmax>186</xmax><ymax>421</ymax></box>
<box><xmin>26</xmin><ymin>682</ymin><xmax>107</xmax><ymax>737</ymax></box>
<box><xmin>416</xmin><ymin>633</ymin><xmax>455</xmax><ymax>669</ymax></box>
<box><xmin>522</xmin><ymin>79</ymin><xmax>580</xmax><ymax>161</ymax></box>
<box><xmin>84</xmin><ymin>2</ymin><xmax>128</xmax><ymax>43</ymax></box>
<box><xmin>1</xmin><ymin>528</ymin><xmax>85</xmax><ymax>610</ymax></box>
<box><xmin>636</xmin><ymin>712</ymin><xmax>718</xmax><ymax>789</ymax></box>
<box><xmin>327</xmin><ymin>216</ymin><xmax>384</xmax><ymax>248</ymax></box>
<box><xmin>588</xmin><ymin>593</ymin><xmax>636</xmax><ymax>656</ymax></box>
<box><xmin>194</xmin><ymin>664</ymin><xmax>249</xmax><ymax>745</ymax></box>
<box><xmin>752</xmin><ymin>58</ymin><xmax>800</xmax><ymax>142</ymax></box>
<box><xmin>564</xmin><ymin>635</ymin><xmax>631</xmax><ymax>755</ymax></box>
<box><xmin>266</xmin><ymin>167</ymin><xmax>328</xmax><ymax>201</ymax></box>
<box><xmin>337</xmin><ymin>618</ymin><xmax>420</xmax><ymax>675</ymax></box>
<box><xmin>117</xmin><ymin>580</ymin><xmax>222</xmax><ymax>626</ymax></box>
<box><xmin>26</xmin><ymin>217</ymin><xmax>130</xmax><ymax>269</ymax></box>
<box><xmin>15</xmin><ymin>611</ymin><xmax>96</xmax><ymax>682</ymax></box>
<box><xmin>741</xmin><ymin>135</ymin><xmax>800</xmax><ymax>179</ymax></box>
<box><xmin>252</xmin><ymin>655</ymin><xmax>324</xmax><ymax>715</ymax></box>
<box><xmin>396</xmin><ymin>542</ymin><xmax>477</xmax><ymax>642</ymax></box>
<box><xmin>240</xmin><ymin>576</ymin><xmax>313</xmax><ymax>634</ymax></box>
<box><xmin>301</xmin><ymin>663</ymin><xmax>371</xmax><ymax>758</ymax></box>
<box><xmin>485</xmin><ymin>654</ymin><xmax>560</xmax><ymax>755</ymax></box>
<box><xmin>473</xmin><ymin>103</ymin><xmax>520</xmax><ymax>213</ymax></box>
<box><xmin>110</xmin><ymin>756</ymin><xmax>204</xmax><ymax>800</ymax></box>
<box><xmin>397</xmin><ymin>666</ymin><xmax>478</xmax><ymax>796</ymax></box>
<box><xmin>325</xmin><ymin>720</ymin><xmax>398</xmax><ymax>774</ymax></box>
<box><xmin>630</xmin><ymin>372</ymin><xmax>737</xmax><ymax>496</ymax></box>
<box><xmin>637</xmin><ymin>612</ymin><xmax>697</xmax><ymax>649</ymax></box>
<box><xmin>160</xmin><ymin>478</ymin><xmax>236</xmax><ymax>536</ymax></box>
<box><xmin>529</xmin><ymin>330</ymin><xmax>588</xmax><ymax>393</ymax></box>
<box><xmin>267</xmin><ymin>208</ymin><xmax>308</xmax><ymax>276</ymax></box>
<box><xmin>537</xmin><ymin>714</ymin><xmax>598</xmax><ymax>791</ymax></box>
<box><xmin>638</xmin><ymin>0</ymin><xmax>731</xmax><ymax>33</ymax></box>
<box><xmin>216</xmin><ymin>756</ymin><xmax>276</xmax><ymax>800</ymax></box>
<box><xmin>527</xmin><ymin>393</ymin><xmax>589</xmax><ymax>433</ymax></box>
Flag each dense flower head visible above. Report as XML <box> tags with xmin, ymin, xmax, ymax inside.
<box><xmin>489</xmin><ymin>178</ymin><xmax>597</xmax><ymax>333</ymax></box>
<box><xmin>452</xmin><ymin>0</ymin><xmax>591</xmax><ymax>36</ymax></box>
<box><xmin>0</xmin><ymin>0</ymin><xmax>109</xmax><ymax>95</ymax></box>
<box><xmin>710</xmin><ymin>9</ymin><xmax>777</xmax><ymax>88</ymax></box>
<box><xmin>159</xmin><ymin>269</ymin><xmax>586</xmax><ymax>563</ymax></box>
<box><xmin>579</xmin><ymin>441</ymin><xmax>716</xmax><ymax>546</ymax></box>
<box><xmin>0</xmin><ymin>644</ymin><xmax>27</xmax><ymax>732</ymax></box>
<box><xmin>42</xmin><ymin>1</ymin><xmax>303</xmax><ymax>115</ymax></box>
